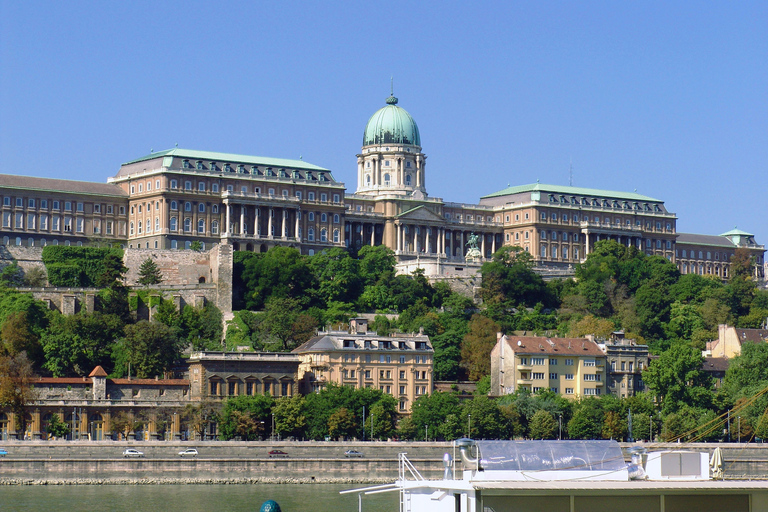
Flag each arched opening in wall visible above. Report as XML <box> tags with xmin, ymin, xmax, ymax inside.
<box><xmin>245</xmin><ymin>243</ymin><xmax>253</xmax><ymax>252</ymax></box>
<box><xmin>90</xmin><ymin>413</ymin><xmax>104</xmax><ymax>441</ymax></box>
<box><xmin>232</xmin><ymin>242</ymin><xmax>240</xmax><ymax>251</ymax></box>
<box><xmin>259</xmin><ymin>244</ymin><xmax>268</xmax><ymax>253</ymax></box>
<box><xmin>198</xmin><ymin>276</ymin><xmax>206</xmax><ymax>284</ymax></box>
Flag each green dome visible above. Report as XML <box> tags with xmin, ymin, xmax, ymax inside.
<box><xmin>363</xmin><ymin>95</ymin><xmax>421</xmax><ymax>147</ymax></box>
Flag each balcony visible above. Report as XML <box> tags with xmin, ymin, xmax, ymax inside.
<box><xmin>517</xmin><ymin>364</ymin><xmax>532</xmax><ymax>371</ymax></box>
<box><xmin>517</xmin><ymin>377</ymin><xmax>532</xmax><ymax>385</ymax></box>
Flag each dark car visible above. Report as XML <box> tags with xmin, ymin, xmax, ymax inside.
<box><xmin>344</xmin><ymin>449</ymin><xmax>364</xmax><ymax>458</ymax></box>
<box><xmin>268</xmin><ymin>449</ymin><xmax>288</xmax><ymax>458</ymax></box>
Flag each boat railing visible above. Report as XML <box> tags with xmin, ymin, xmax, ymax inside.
<box><xmin>398</xmin><ymin>452</ymin><xmax>425</xmax><ymax>482</ymax></box>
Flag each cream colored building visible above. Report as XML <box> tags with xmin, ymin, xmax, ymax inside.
<box><xmin>706</xmin><ymin>324</ymin><xmax>768</xmax><ymax>359</ymax></box>
<box><xmin>292</xmin><ymin>318</ymin><xmax>433</xmax><ymax>413</ymax></box>
<box><xmin>676</xmin><ymin>229</ymin><xmax>765</xmax><ymax>280</ymax></box>
<box><xmin>490</xmin><ymin>333</ymin><xmax>607</xmax><ymax>398</ymax></box>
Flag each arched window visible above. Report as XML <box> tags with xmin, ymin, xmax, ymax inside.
<box><xmin>211</xmin><ymin>221</ymin><xmax>219</xmax><ymax>234</ymax></box>
<box><xmin>170</xmin><ymin>217</ymin><xmax>178</xmax><ymax>231</ymax></box>
<box><xmin>320</xmin><ymin>228</ymin><xmax>327</xmax><ymax>242</ymax></box>
<box><xmin>198</xmin><ymin>219</ymin><xmax>205</xmax><ymax>233</ymax></box>
<box><xmin>198</xmin><ymin>203</ymin><xmax>206</xmax><ymax>213</ymax></box>
<box><xmin>212</xmin><ymin>204</ymin><xmax>219</xmax><ymax>214</ymax></box>
<box><xmin>308</xmin><ymin>212</ymin><xmax>315</xmax><ymax>221</ymax></box>
<box><xmin>405</xmin><ymin>175</ymin><xmax>412</xmax><ymax>186</ymax></box>
<box><xmin>138</xmin><ymin>221</ymin><xmax>142</xmax><ymax>234</ymax></box>
<box><xmin>333</xmin><ymin>214</ymin><xmax>339</xmax><ymax>224</ymax></box>
<box><xmin>321</xmin><ymin>213</ymin><xmax>327</xmax><ymax>223</ymax></box>
<box><xmin>308</xmin><ymin>228</ymin><xmax>315</xmax><ymax>241</ymax></box>
<box><xmin>185</xmin><ymin>241</ymin><xmax>191</xmax><ymax>250</ymax></box>
<box><xmin>184</xmin><ymin>218</ymin><xmax>191</xmax><ymax>232</ymax></box>
<box><xmin>383</xmin><ymin>173</ymin><xmax>391</xmax><ymax>186</ymax></box>
<box><xmin>185</xmin><ymin>202</ymin><xmax>191</xmax><ymax>212</ymax></box>
<box><xmin>365</xmin><ymin>175</ymin><xmax>371</xmax><ymax>185</ymax></box>
<box><xmin>171</xmin><ymin>201</ymin><xmax>178</xmax><ymax>210</ymax></box>
<box><xmin>155</xmin><ymin>217</ymin><xmax>159</xmax><ymax>231</ymax></box>
<box><xmin>333</xmin><ymin>229</ymin><xmax>339</xmax><ymax>243</ymax></box>
<box><xmin>130</xmin><ymin>222</ymin><xmax>134</xmax><ymax>235</ymax></box>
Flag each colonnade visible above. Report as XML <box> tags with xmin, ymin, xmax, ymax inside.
<box><xmin>224</xmin><ymin>202</ymin><xmax>301</xmax><ymax>241</ymax></box>
<box><xmin>395</xmin><ymin>223</ymin><xmax>498</xmax><ymax>260</ymax></box>
<box><xmin>346</xmin><ymin>222</ymin><xmax>380</xmax><ymax>248</ymax></box>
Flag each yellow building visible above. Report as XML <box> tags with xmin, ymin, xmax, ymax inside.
<box><xmin>490</xmin><ymin>333</ymin><xmax>607</xmax><ymax>398</ymax></box>
<box><xmin>292</xmin><ymin>318</ymin><xmax>433</xmax><ymax>414</ymax></box>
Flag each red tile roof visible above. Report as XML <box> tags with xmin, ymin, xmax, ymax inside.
<box><xmin>88</xmin><ymin>366</ymin><xmax>108</xmax><ymax>377</ymax></box>
<box><xmin>502</xmin><ymin>335</ymin><xmax>605</xmax><ymax>357</ymax></box>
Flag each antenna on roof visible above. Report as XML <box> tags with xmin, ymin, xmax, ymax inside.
<box><xmin>175</xmin><ymin>142</ymin><xmax>178</xmax><ymax>148</ymax></box>
<box><xmin>391</xmin><ymin>76</ymin><xmax>394</xmax><ymax>96</ymax></box>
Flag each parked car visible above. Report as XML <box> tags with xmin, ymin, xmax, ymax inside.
<box><xmin>122</xmin><ymin>448</ymin><xmax>144</xmax><ymax>458</ymax></box>
<box><xmin>0</xmin><ymin>449</ymin><xmax>8</xmax><ymax>457</ymax></box>
<box><xmin>268</xmin><ymin>449</ymin><xmax>288</xmax><ymax>458</ymax></box>
<box><xmin>178</xmin><ymin>448</ymin><xmax>199</xmax><ymax>458</ymax></box>
<box><xmin>344</xmin><ymin>449</ymin><xmax>364</xmax><ymax>458</ymax></box>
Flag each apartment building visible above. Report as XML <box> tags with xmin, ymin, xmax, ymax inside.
<box><xmin>490</xmin><ymin>333</ymin><xmax>607</xmax><ymax>398</ymax></box>
<box><xmin>292</xmin><ymin>318</ymin><xmax>433</xmax><ymax>413</ymax></box>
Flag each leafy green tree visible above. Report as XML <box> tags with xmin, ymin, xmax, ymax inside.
<box><xmin>357</xmin><ymin>245</ymin><xmax>396</xmax><ymax>287</ymax></box>
<box><xmin>0</xmin><ymin>263</ymin><xmax>24</xmax><ymax>287</ymax></box>
<box><xmin>481</xmin><ymin>246</ymin><xmax>554</xmax><ymax>312</ymax></box>
<box><xmin>96</xmin><ymin>253</ymin><xmax>128</xmax><ymax>288</ymax></box>
<box><xmin>0</xmin><ymin>352</ymin><xmax>37</xmax><ymax>437</ymax></box>
<box><xmin>273</xmin><ymin>395</ymin><xmax>307</xmax><ymax>439</ymax></box>
<box><xmin>218</xmin><ymin>395</ymin><xmax>273</xmax><ymax>441</ymax></box>
<box><xmin>183</xmin><ymin>401</ymin><xmax>220</xmax><ymax>440</ymax></box>
<box><xmin>46</xmin><ymin>413</ymin><xmax>70</xmax><ymax>439</ymax></box>
<box><xmin>137</xmin><ymin>258</ymin><xmax>163</xmax><ymax>286</ymax></box>
<box><xmin>190</xmin><ymin>240</ymin><xmax>203</xmax><ymax>251</ymax></box>
<box><xmin>329</xmin><ymin>407</ymin><xmax>357</xmax><ymax>440</ymax></box>
<box><xmin>42</xmin><ymin>311</ymin><xmax>124</xmax><ymax>376</ymax></box>
<box><xmin>410</xmin><ymin>392</ymin><xmax>461</xmax><ymax>440</ymax></box>
<box><xmin>601</xmin><ymin>410</ymin><xmax>627</xmax><ymax>440</ymax></box>
<box><xmin>460</xmin><ymin>314</ymin><xmax>500</xmax><ymax>381</ymax></box>
<box><xmin>112</xmin><ymin>320</ymin><xmax>180</xmax><ymax>378</ymax></box>
<box><xmin>529</xmin><ymin>409</ymin><xmax>557</xmax><ymax>439</ymax></box>
<box><xmin>309</xmin><ymin>248</ymin><xmax>362</xmax><ymax>305</ymax></box>
<box><xmin>240</xmin><ymin>247</ymin><xmax>317</xmax><ymax>310</ymax></box>
<box><xmin>1</xmin><ymin>311</ymin><xmax>43</xmax><ymax>365</ymax></box>
<box><xmin>253</xmin><ymin>297</ymin><xmax>317</xmax><ymax>351</ymax></box>
<box><xmin>567</xmin><ymin>398</ymin><xmax>604</xmax><ymax>439</ymax></box>
<box><xmin>22</xmin><ymin>267</ymin><xmax>47</xmax><ymax>287</ymax></box>
<box><xmin>179</xmin><ymin>303</ymin><xmax>223</xmax><ymax>351</ymax></box>
<box><xmin>643</xmin><ymin>342</ymin><xmax>713</xmax><ymax>414</ymax></box>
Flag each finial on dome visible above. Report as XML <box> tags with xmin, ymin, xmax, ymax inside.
<box><xmin>387</xmin><ymin>76</ymin><xmax>398</xmax><ymax>104</ymax></box>
<box><xmin>386</xmin><ymin>95</ymin><xmax>398</xmax><ymax>105</ymax></box>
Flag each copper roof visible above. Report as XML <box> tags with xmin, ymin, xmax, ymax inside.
<box><xmin>88</xmin><ymin>365</ymin><xmax>108</xmax><ymax>377</ymax></box>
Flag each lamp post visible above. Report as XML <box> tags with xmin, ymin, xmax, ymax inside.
<box><xmin>738</xmin><ymin>416</ymin><xmax>741</xmax><ymax>443</ymax></box>
<box><xmin>559</xmin><ymin>414</ymin><xmax>562</xmax><ymax>441</ymax></box>
<box><xmin>467</xmin><ymin>414</ymin><xmax>471</xmax><ymax>438</ymax></box>
<box><xmin>650</xmin><ymin>414</ymin><xmax>653</xmax><ymax>442</ymax></box>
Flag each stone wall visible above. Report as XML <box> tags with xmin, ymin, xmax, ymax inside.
<box><xmin>0</xmin><ymin>245</ymin><xmax>47</xmax><ymax>281</ymax></box>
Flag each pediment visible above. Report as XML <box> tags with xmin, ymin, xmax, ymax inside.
<box><xmin>396</xmin><ymin>205</ymin><xmax>445</xmax><ymax>223</ymax></box>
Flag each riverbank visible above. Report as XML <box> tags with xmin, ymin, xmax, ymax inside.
<box><xmin>0</xmin><ymin>476</ymin><xmax>393</xmax><ymax>485</ymax></box>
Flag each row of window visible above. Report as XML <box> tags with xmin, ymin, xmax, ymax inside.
<box><xmin>209</xmin><ymin>378</ymin><xmax>291</xmax><ymax>397</ymax></box>
<box><xmin>180</xmin><ymin>160</ymin><xmax>331</xmax><ymax>182</ymax></box>
<box><xmin>2</xmin><ymin>236</ymin><xmax>92</xmax><ymax>248</ymax></box>
<box><xmin>342</xmin><ymin>368</ymin><xmax>429</xmax><ymax>380</ymax></box>
<box><xmin>527</xmin><ymin>386</ymin><xmax>600</xmax><ymax>396</ymax></box>
<box><xmin>363</xmin><ymin>173</ymin><xmax>413</xmax><ymax>187</ymax></box>
<box><xmin>444</xmin><ymin>212</ymin><xmax>495</xmax><ymax>223</ymax></box>
<box><xmin>546</xmin><ymin>194</ymin><xmax>663</xmax><ymax>213</ymax></box>
<box><xmin>520</xmin><ymin>357</ymin><xmax>581</xmax><ymax>366</ymax></box>
<box><xmin>342</xmin><ymin>354</ymin><xmax>430</xmax><ymax>364</ymax></box>
<box><xmin>540</xmin><ymin>245</ymin><xmax>580</xmax><ymax>260</ymax></box>
<box><xmin>2</xmin><ymin>213</ymin><xmax>121</xmax><ymax>236</ymax></box>
<box><xmin>538</xmin><ymin>210</ymin><xmax>673</xmax><ymax>231</ymax></box>
<box><xmin>3</xmin><ymin>197</ymin><xmax>123</xmax><ymax>215</ymax></box>
<box><xmin>677</xmin><ymin>249</ymin><xmax>731</xmax><ymax>261</ymax></box>
<box><xmin>610</xmin><ymin>361</ymin><xmax>642</xmax><ymax>371</ymax></box>
<box><xmin>137</xmin><ymin>179</ymin><xmax>342</xmax><ymax>204</ymax></box>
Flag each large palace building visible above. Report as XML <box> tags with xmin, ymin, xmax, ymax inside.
<box><xmin>0</xmin><ymin>94</ymin><xmax>764</xmax><ymax>280</ymax></box>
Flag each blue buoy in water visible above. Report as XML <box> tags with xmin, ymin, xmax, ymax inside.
<box><xmin>260</xmin><ymin>500</ymin><xmax>282</xmax><ymax>512</ymax></box>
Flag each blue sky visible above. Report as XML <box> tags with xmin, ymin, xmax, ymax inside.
<box><xmin>1</xmin><ymin>1</ymin><xmax>766</xmax><ymax>241</ymax></box>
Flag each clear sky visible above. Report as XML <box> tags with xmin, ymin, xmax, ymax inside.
<box><xmin>1</xmin><ymin>1</ymin><xmax>766</xmax><ymax>242</ymax></box>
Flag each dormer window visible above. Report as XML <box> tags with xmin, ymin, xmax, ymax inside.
<box><xmin>183</xmin><ymin>159</ymin><xmax>191</xmax><ymax>169</ymax></box>
<box><xmin>210</xmin><ymin>162</ymin><xmax>217</xmax><ymax>171</ymax></box>
<box><xmin>224</xmin><ymin>163</ymin><xmax>232</xmax><ymax>172</ymax></box>
<box><xmin>237</xmin><ymin>165</ymin><xmax>245</xmax><ymax>173</ymax></box>
<box><xmin>196</xmin><ymin>160</ymin><xmax>203</xmax><ymax>170</ymax></box>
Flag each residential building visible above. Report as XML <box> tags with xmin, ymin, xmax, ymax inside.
<box><xmin>595</xmin><ymin>331</ymin><xmax>649</xmax><ymax>398</ymax></box>
<box><xmin>490</xmin><ymin>333</ymin><xmax>607</xmax><ymax>398</ymax></box>
<box><xmin>706</xmin><ymin>324</ymin><xmax>768</xmax><ymax>359</ymax></box>
<box><xmin>292</xmin><ymin>317</ymin><xmax>433</xmax><ymax>413</ymax></box>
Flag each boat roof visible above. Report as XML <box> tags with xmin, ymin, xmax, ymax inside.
<box><xmin>476</xmin><ymin>440</ymin><xmax>626</xmax><ymax>472</ymax></box>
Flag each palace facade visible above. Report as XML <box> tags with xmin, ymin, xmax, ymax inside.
<box><xmin>0</xmin><ymin>94</ymin><xmax>763</xmax><ymax>279</ymax></box>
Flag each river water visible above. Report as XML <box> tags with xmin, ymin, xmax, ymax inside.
<box><xmin>0</xmin><ymin>483</ymin><xmax>397</xmax><ymax>512</ymax></box>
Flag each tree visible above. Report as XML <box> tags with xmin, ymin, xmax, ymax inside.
<box><xmin>480</xmin><ymin>246</ymin><xmax>554</xmax><ymax>311</ymax></box>
<box><xmin>569</xmin><ymin>315</ymin><xmax>615</xmax><ymax>339</ymax></box>
<box><xmin>567</xmin><ymin>398</ymin><xmax>604</xmax><ymax>440</ymax></box>
<box><xmin>643</xmin><ymin>342</ymin><xmax>713</xmax><ymax>414</ymax></box>
<box><xmin>410</xmin><ymin>392</ymin><xmax>461</xmax><ymax>440</ymax></box>
<box><xmin>273</xmin><ymin>395</ymin><xmax>307</xmax><ymax>439</ymax></box>
<box><xmin>190</xmin><ymin>241</ymin><xmax>203</xmax><ymax>251</ymax></box>
<box><xmin>183</xmin><ymin>401</ymin><xmax>221</xmax><ymax>440</ymax></box>
<box><xmin>96</xmin><ymin>253</ymin><xmax>128</xmax><ymax>288</ymax></box>
<box><xmin>1</xmin><ymin>311</ymin><xmax>43</xmax><ymax>365</ymax></box>
<box><xmin>46</xmin><ymin>413</ymin><xmax>70</xmax><ymax>439</ymax></box>
<box><xmin>309</xmin><ymin>248</ymin><xmax>362</xmax><ymax>305</ymax></box>
<box><xmin>42</xmin><ymin>311</ymin><xmax>124</xmax><ymax>376</ymax></box>
<box><xmin>137</xmin><ymin>258</ymin><xmax>163</xmax><ymax>286</ymax></box>
<box><xmin>113</xmin><ymin>321</ymin><xmax>180</xmax><ymax>378</ymax></box>
<box><xmin>357</xmin><ymin>245</ymin><xmax>396</xmax><ymax>287</ymax></box>
<box><xmin>602</xmin><ymin>411</ymin><xmax>628</xmax><ymax>440</ymax></box>
<box><xmin>529</xmin><ymin>409</ymin><xmax>557</xmax><ymax>439</ymax></box>
<box><xmin>110</xmin><ymin>411</ymin><xmax>143</xmax><ymax>440</ymax></box>
<box><xmin>328</xmin><ymin>407</ymin><xmax>357</xmax><ymax>440</ymax></box>
<box><xmin>0</xmin><ymin>352</ymin><xmax>37</xmax><ymax>437</ymax></box>
<box><xmin>239</xmin><ymin>247</ymin><xmax>317</xmax><ymax>310</ymax></box>
<box><xmin>460</xmin><ymin>314</ymin><xmax>500</xmax><ymax>381</ymax></box>
<box><xmin>218</xmin><ymin>395</ymin><xmax>273</xmax><ymax>441</ymax></box>
<box><xmin>254</xmin><ymin>297</ymin><xmax>318</xmax><ymax>351</ymax></box>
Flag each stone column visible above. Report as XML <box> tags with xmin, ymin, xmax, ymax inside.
<box><xmin>255</xmin><ymin>207</ymin><xmax>261</xmax><ymax>236</ymax></box>
<box><xmin>225</xmin><ymin>204</ymin><xmax>231</xmax><ymax>235</ymax></box>
<box><xmin>268</xmin><ymin>208</ymin><xmax>273</xmax><ymax>238</ymax></box>
<box><xmin>282</xmin><ymin>209</ymin><xmax>287</xmax><ymax>238</ymax></box>
<box><xmin>295</xmin><ymin>209</ymin><xmax>300</xmax><ymax>240</ymax></box>
<box><xmin>426</xmin><ymin>227</ymin><xmax>432</xmax><ymax>253</ymax></box>
<box><xmin>481</xmin><ymin>233</ymin><xmax>486</xmax><ymax>257</ymax></box>
<box><xmin>397</xmin><ymin>224</ymin><xmax>402</xmax><ymax>251</ymax></box>
<box><xmin>370</xmin><ymin>224</ymin><xmax>375</xmax><ymax>246</ymax></box>
<box><xmin>492</xmin><ymin>234</ymin><xmax>496</xmax><ymax>254</ymax></box>
<box><xmin>413</xmin><ymin>226</ymin><xmax>418</xmax><ymax>252</ymax></box>
<box><xmin>240</xmin><ymin>205</ymin><xmax>245</xmax><ymax>235</ymax></box>
<box><xmin>460</xmin><ymin>231</ymin><xmax>465</xmax><ymax>259</ymax></box>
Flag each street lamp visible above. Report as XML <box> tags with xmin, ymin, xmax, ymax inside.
<box><xmin>559</xmin><ymin>414</ymin><xmax>562</xmax><ymax>441</ymax></box>
<box><xmin>650</xmin><ymin>414</ymin><xmax>653</xmax><ymax>442</ymax></box>
<box><xmin>738</xmin><ymin>416</ymin><xmax>741</xmax><ymax>443</ymax></box>
<box><xmin>467</xmin><ymin>414</ymin><xmax>471</xmax><ymax>439</ymax></box>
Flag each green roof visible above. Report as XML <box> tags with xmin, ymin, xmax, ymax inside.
<box><xmin>720</xmin><ymin>227</ymin><xmax>754</xmax><ymax>237</ymax></box>
<box><xmin>123</xmin><ymin>148</ymin><xmax>330</xmax><ymax>172</ymax></box>
<box><xmin>363</xmin><ymin>96</ymin><xmax>421</xmax><ymax>147</ymax></box>
<box><xmin>481</xmin><ymin>183</ymin><xmax>662</xmax><ymax>203</ymax></box>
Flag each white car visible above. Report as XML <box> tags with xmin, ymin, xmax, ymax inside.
<box><xmin>179</xmin><ymin>448</ymin><xmax>199</xmax><ymax>458</ymax></box>
<box><xmin>122</xmin><ymin>448</ymin><xmax>144</xmax><ymax>458</ymax></box>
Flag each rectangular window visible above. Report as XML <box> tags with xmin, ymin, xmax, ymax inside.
<box><xmin>52</xmin><ymin>216</ymin><xmax>59</xmax><ymax>231</ymax></box>
<box><xmin>549</xmin><ymin>373</ymin><xmax>558</xmax><ymax>380</ymax></box>
<box><xmin>583</xmin><ymin>360</ymin><xmax>595</xmax><ymax>367</ymax></box>
<box><xmin>532</xmin><ymin>372</ymin><xmax>545</xmax><ymax>380</ymax></box>
<box><xmin>565</xmin><ymin>388</ymin><xmax>574</xmax><ymax>394</ymax></box>
<box><xmin>65</xmin><ymin>201</ymin><xmax>72</xmax><ymax>211</ymax></box>
<box><xmin>15</xmin><ymin>213</ymin><xmax>23</xmax><ymax>229</ymax></box>
<box><xmin>77</xmin><ymin>202</ymin><xmax>84</xmax><ymax>212</ymax></box>
<box><xmin>27</xmin><ymin>213</ymin><xmax>35</xmax><ymax>229</ymax></box>
<box><xmin>40</xmin><ymin>214</ymin><xmax>48</xmax><ymax>230</ymax></box>
<box><xmin>531</xmin><ymin>357</ymin><xmax>545</xmax><ymax>365</ymax></box>
<box><xmin>106</xmin><ymin>221</ymin><xmax>113</xmax><ymax>235</ymax></box>
<box><xmin>549</xmin><ymin>359</ymin><xmax>558</xmax><ymax>365</ymax></box>
<box><xmin>565</xmin><ymin>374</ymin><xmax>574</xmax><ymax>380</ymax></box>
<box><xmin>2</xmin><ymin>212</ymin><xmax>10</xmax><ymax>228</ymax></box>
<box><xmin>565</xmin><ymin>359</ymin><xmax>573</xmax><ymax>366</ymax></box>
